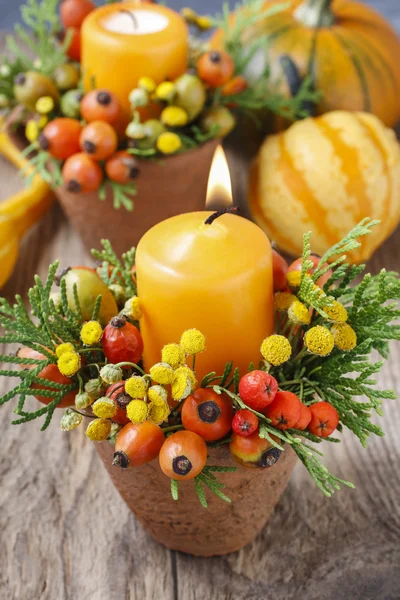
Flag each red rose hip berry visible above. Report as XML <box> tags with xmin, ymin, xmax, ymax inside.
<box><xmin>293</xmin><ymin>402</ymin><xmax>312</xmax><ymax>431</ymax></box>
<box><xmin>102</xmin><ymin>315</ymin><xmax>143</xmax><ymax>365</ymax></box>
<box><xmin>106</xmin><ymin>382</ymin><xmax>130</xmax><ymax>425</ymax></box>
<box><xmin>238</xmin><ymin>370</ymin><xmax>278</xmax><ymax>412</ymax></box>
<box><xmin>264</xmin><ymin>391</ymin><xmax>301</xmax><ymax>430</ymax></box>
<box><xmin>272</xmin><ymin>249</ymin><xmax>289</xmax><ymax>292</ymax></box>
<box><xmin>308</xmin><ymin>402</ymin><xmax>339</xmax><ymax>437</ymax></box>
<box><xmin>181</xmin><ymin>388</ymin><xmax>233</xmax><ymax>442</ymax></box>
<box><xmin>230</xmin><ymin>432</ymin><xmax>281</xmax><ymax>469</ymax></box>
<box><xmin>232</xmin><ymin>409</ymin><xmax>258</xmax><ymax>437</ymax></box>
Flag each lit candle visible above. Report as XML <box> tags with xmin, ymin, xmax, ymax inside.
<box><xmin>81</xmin><ymin>2</ymin><xmax>188</xmax><ymax>115</ymax></box>
<box><xmin>136</xmin><ymin>209</ymin><xmax>274</xmax><ymax>383</ymax></box>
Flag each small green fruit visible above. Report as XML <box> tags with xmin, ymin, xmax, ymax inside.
<box><xmin>14</xmin><ymin>71</ymin><xmax>60</xmax><ymax>112</ymax></box>
<box><xmin>137</xmin><ymin>119</ymin><xmax>166</xmax><ymax>150</ymax></box>
<box><xmin>60</xmin><ymin>89</ymin><xmax>83</xmax><ymax>118</ymax></box>
<box><xmin>53</xmin><ymin>63</ymin><xmax>80</xmax><ymax>91</ymax></box>
<box><xmin>200</xmin><ymin>106</ymin><xmax>235</xmax><ymax>138</ymax></box>
<box><xmin>59</xmin><ymin>267</ymin><xmax>118</xmax><ymax>326</ymax></box>
<box><xmin>174</xmin><ymin>73</ymin><xmax>206</xmax><ymax>122</ymax></box>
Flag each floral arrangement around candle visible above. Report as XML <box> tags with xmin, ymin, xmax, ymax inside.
<box><xmin>0</xmin><ymin>217</ymin><xmax>399</xmax><ymax>505</ymax></box>
<box><xmin>0</xmin><ymin>0</ymin><xmax>317</xmax><ymax>211</ymax></box>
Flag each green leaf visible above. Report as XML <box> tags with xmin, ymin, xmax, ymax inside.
<box><xmin>170</xmin><ymin>479</ymin><xmax>179</xmax><ymax>501</ymax></box>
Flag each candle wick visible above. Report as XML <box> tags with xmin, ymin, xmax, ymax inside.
<box><xmin>120</xmin><ymin>9</ymin><xmax>139</xmax><ymax>30</ymax></box>
<box><xmin>204</xmin><ymin>206</ymin><xmax>240</xmax><ymax>225</ymax></box>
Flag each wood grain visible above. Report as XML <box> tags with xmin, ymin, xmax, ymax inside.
<box><xmin>1</xmin><ymin>8</ymin><xmax>400</xmax><ymax>596</ymax></box>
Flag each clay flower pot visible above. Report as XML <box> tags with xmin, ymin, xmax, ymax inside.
<box><xmin>96</xmin><ymin>441</ymin><xmax>297</xmax><ymax>557</ymax></box>
<box><xmin>5</xmin><ymin>108</ymin><xmax>219</xmax><ymax>255</ymax></box>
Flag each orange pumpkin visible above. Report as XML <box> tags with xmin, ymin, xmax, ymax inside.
<box><xmin>249</xmin><ymin>111</ymin><xmax>400</xmax><ymax>263</ymax></box>
<box><xmin>212</xmin><ymin>0</ymin><xmax>400</xmax><ymax>128</ymax></box>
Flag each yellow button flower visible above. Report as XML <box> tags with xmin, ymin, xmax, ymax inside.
<box><xmin>286</xmin><ymin>270</ymin><xmax>302</xmax><ymax>290</ymax></box>
<box><xmin>92</xmin><ymin>397</ymin><xmax>117</xmax><ymax>419</ymax></box>
<box><xmin>86</xmin><ymin>418</ymin><xmax>112</xmax><ymax>441</ymax></box>
<box><xmin>331</xmin><ymin>323</ymin><xmax>357</xmax><ymax>351</ymax></box>
<box><xmin>57</xmin><ymin>351</ymin><xmax>81</xmax><ymax>377</ymax></box>
<box><xmin>123</xmin><ymin>296</ymin><xmax>142</xmax><ymax>320</ymax></box>
<box><xmin>171</xmin><ymin>371</ymin><xmax>192</xmax><ymax>401</ymax></box>
<box><xmin>35</xmin><ymin>96</ymin><xmax>54</xmax><ymax>114</ymax></box>
<box><xmin>161</xmin><ymin>343</ymin><xmax>186</xmax><ymax>369</ymax></box>
<box><xmin>138</xmin><ymin>76</ymin><xmax>156</xmax><ymax>93</ymax></box>
<box><xmin>100</xmin><ymin>364</ymin><xmax>123</xmax><ymax>384</ymax></box>
<box><xmin>304</xmin><ymin>326</ymin><xmax>334</xmax><ymax>356</ymax></box>
<box><xmin>174</xmin><ymin>365</ymin><xmax>197</xmax><ymax>390</ymax></box>
<box><xmin>161</xmin><ymin>106</ymin><xmax>188</xmax><ymax>127</ymax></box>
<box><xmin>155</xmin><ymin>81</ymin><xmax>176</xmax><ymax>101</ymax></box>
<box><xmin>196</xmin><ymin>15</ymin><xmax>212</xmax><ymax>30</ymax></box>
<box><xmin>148</xmin><ymin>385</ymin><xmax>168</xmax><ymax>406</ymax></box>
<box><xmin>324</xmin><ymin>301</ymin><xmax>348</xmax><ymax>323</ymax></box>
<box><xmin>157</xmin><ymin>132</ymin><xmax>182</xmax><ymax>155</ymax></box>
<box><xmin>148</xmin><ymin>402</ymin><xmax>170</xmax><ymax>425</ymax></box>
<box><xmin>61</xmin><ymin>408</ymin><xmax>82</xmax><ymax>431</ymax></box>
<box><xmin>260</xmin><ymin>335</ymin><xmax>292</xmax><ymax>366</ymax></box>
<box><xmin>75</xmin><ymin>392</ymin><xmax>94</xmax><ymax>410</ymax></box>
<box><xmin>125</xmin><ymin>375</ymin><xmax>148</xmax><ymax>399</ymax></box>
<box><xmin>180</xmin><ymin>329</ymin><xmax>206</xmax><ymax>355</ymax></box>
<box><xmin>149</xmin><ymin>362</ymin><xmax>174</xmax><ymax>385</ymax></box>
<box><xmin>288</xmin><ymin>300</ymin><xmax>311</xmax><ymax>326</ymax></box>
<box><xmin>80</xmin><ymin>320</ymin><xmax>103</xmax><ymax>345</ymax></box>
<box><xmin>274</xmin><ymin>292</ymin><xmax>295</xmax><ymax>312</ymax></box>
<box><xmin>127</xmin><ymin>399</ymin><xmax>148</xmax><ymax>424</ymax></box>
<box><xmin>56</xmin><ymin>342</ymin><xmax>75</xmax><ymax>358</ymax></box>
<box><xmin>25</xmin><ymin>120</ymin><xmax>39</xmax><ymax>143</ymax></box>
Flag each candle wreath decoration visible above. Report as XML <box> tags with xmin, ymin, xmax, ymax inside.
<box><xmin>0</xmin><ymin>0</ymin><xmax>317</xmax><ymax>211</ymax></box>
<box><xmin>0</xmin><ymin>213</ymin><xmax>399</xmax><ymax>505</ymax></box>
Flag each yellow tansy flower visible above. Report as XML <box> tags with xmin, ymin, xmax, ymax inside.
<box><xmin>127</xmin><ymin>399</ymin><xmax>148</xmax><ymax>424</ymax></box>
<box><xmin>100</xmin><ymin>364</ymin><xmax>123</xmax><ymax>384</ymax></box>
<box><xmin>274</xmin><ymin>292</ymin><xmax>295</xmax><ymax>312</ymax></box>
<box><xmin>38</xmin><ymin>115</ymin><xmax>48</xmax><ymax>129</ymax></box>
<box><xmin>35</xmin><ymin>96</ymin><xmax>55</xmax><ymax>114</ymax></box>
<box><xmin>81</xmin><ymin>320</ymin><xmax>103</xmax><ymax>345</ymax></box>
<box><xmin>288</xmin><ymin>300</ymin><xmax>311</xmax><ymax>326</ymax></box>
<box><xmin>149</xmin><ymin>362</ymin><xmax>174</xmax><ymax>385</ymax></box>
<box><xmin>57</xmin><ymin>351</ymin><xmax>81</xmax><ymax>377</ymax></box>
<box><xmin>56</xmin><ymin>342</ymin><xmax>74</xmax><ymax>358</ymax></box>
<box><xmin>25</xmin><ymin>120</ymin><xmax>39</xmax><ymax>143</ymax></box>
<box><xmin>260</xmin><ymin>335</ymin><xmax>292</xmax><ymax>366</ymax></box>
<box><xmin>61</xmin><ymin>408</ymin><xmax>82</xmax><ymax>432</ymax></box>
<box><xmin>157</xmin><ymin>132</ymin><xmax>182</xmax><ymax>155</ymax></box>
<box><xmin>125</xmin><ymin>375</ymin><xmax>148</xmax><ymax>399</ymax></box>
<box><xmin>123</xmin><ymin>296</ymin><xmax>142</xmax><ymax>320</ymax></box>
<box><xmin>161</xmin><ymin>343</ymin><xmax>186</xmax><ymax>369</ymax></box>
<box><xmin>92</xmin><ymin>397</ymin><xmax>117</xmax><ymax>419</ymax></box>
<box><xmin>286</xmin><ymin>270</ymin><xmax>302</xmax><ymax>290</ymax></box>
<box><xmin>331</xmin><ymin>323</ymin><xmax>357</xmax><ymax>351</ymax></box>
<box><xmin>155</xmin><ymin>81</ymin><xmax>176</xmax><ymax>101</ymax></box>
<box><xmin>196</xmin><ymin>15</ymin><xmax>212</xmax><ymax>30</ymax></box>
<box><xmin>148</xmin><ymin>385</ymin><xmax>168</xmax><ymax>406</ymax></box>
<box><xmin>180</xmin><ymin>329</ymin><xmax>206</xmax><ymax>355</ymax></box>
<box><xmin>86</xmin><ymin>418</ymin><xmax>111</xmax><ymax>441</ymax></box>
<box><xmin>171</xmin><ymin>372</ymin><xmax>192</xmax><ymax>401</ymax></box>
<box><xmin>324</xmin><ymin>301</ymin><xmax>348</xmax><ymax>323</ymax></box>
<box><xmin>161</xmin><ymin>106</ymin><xmax>188</xmax><ymax>127</ymax></box>
<box><xmin>138</xmin><ymin>76</ymin><xmax>156</xmax><ymax>93</ymax></box>
<box><xmin>148</xmin><ymin>402</ymin><xmax>170</xmax><ymax>425</ymax></box>
<box><xmin>304</xmin><ymin>326</ymin><xmax>335</xmax><ymax>356</ymax></box>
<box><xmin>174</xmin><ymin>365</ymin><xmax>197</xmax><ymax>390</ymax></box>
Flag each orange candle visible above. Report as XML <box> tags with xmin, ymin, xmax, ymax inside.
<box><xmin>136</xmin><ymin>211</ymin><xmax>274</xmax><ymax>382</ymax></box>
<box><xmin>81</xmin><ymin>3</ymin><xmax>188</xmax><ymax>115</ymax></box>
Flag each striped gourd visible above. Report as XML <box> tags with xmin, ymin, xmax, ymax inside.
<box><xmin>249</xmin><ymin>111</ymin><xmax>400</xmax><ymax>262</ymax></box>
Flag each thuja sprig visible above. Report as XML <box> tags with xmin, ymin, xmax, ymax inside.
<box><xmin>0</xmin><ymin>261</ymin><xmax>85</xmax><ymax>429</ymax></box>
<box><xmin>92</xmin><ymin>240</ymin><xmax>137</xmax><ymax>298</ymax></box>
<box><xmin>171</xmin><ymin>465</ymin><xmax>237</xmax><ymax>507</ymax></box>
<box><xmin>98</xmin><ymin>181</ymin><xmax>136</xmax><ymax>212</ymax></box>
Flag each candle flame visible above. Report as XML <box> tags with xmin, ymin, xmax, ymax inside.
<box><xmin>206</xmin><ymin>145</ymin><xmax>233</xmax><ymax>209</ymax></box>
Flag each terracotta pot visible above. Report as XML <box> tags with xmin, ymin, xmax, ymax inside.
<box><xmin>96</xmin><ymin>441</ymin><xmax>297</xmax><ymax>557</ymax></box>
<box><xmin>5</xmin><ymin>108</ymin><xmax>219</xmax><ymax>255</ymax></box>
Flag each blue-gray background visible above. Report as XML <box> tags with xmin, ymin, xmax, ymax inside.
<box><xmin>1</xmin><ymin>0</ymin><xmax>399</xmax><ymax>31</ymax></box>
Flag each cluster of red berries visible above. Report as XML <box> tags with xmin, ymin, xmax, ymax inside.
<box><xmin>39</xmin><ymin>89</ymin><xmax>140</xmax><ymax>193</ymax></box>
<box><xmin>272</xmin><ymin>249</ymin><xmax>332</xmax><ymax>292</ymax></box>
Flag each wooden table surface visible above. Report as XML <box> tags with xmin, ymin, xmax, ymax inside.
<box><xmin>1</xmin><ymin>8</ymin><xmax>400</xmax><ymax>598</ymax></box>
